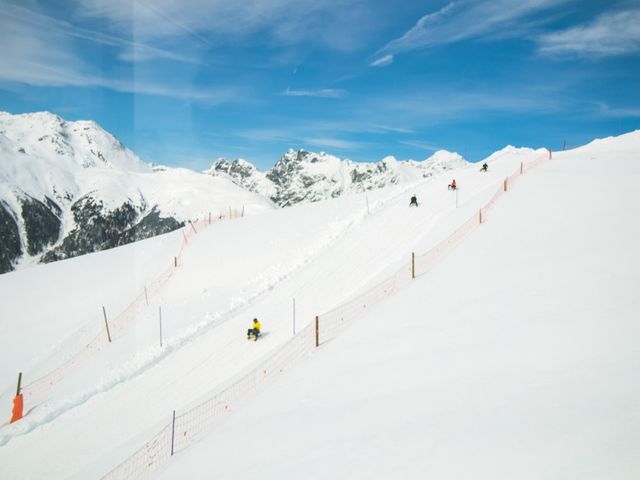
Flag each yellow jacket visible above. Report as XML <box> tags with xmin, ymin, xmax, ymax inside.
<box><xmin>253</xmin><ymin>321</ymin><xmax>261</xmax><ymax>332</ymax></box>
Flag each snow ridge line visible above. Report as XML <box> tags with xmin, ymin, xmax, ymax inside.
<box><xmin>98</xmin><ymin>153</ymin><xmax>551</xmax><ymax>480</ymax></box>
<box><xmin>0</xmin><ymin>180</ymin><xmax>424</xmax><ymax>444</ymax></box>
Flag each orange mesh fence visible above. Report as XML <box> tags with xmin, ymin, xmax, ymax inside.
<box><xmin>101</xmin><ymin>153</ymin><xmax>551</xmax><ymax>479</ymax></box>
<box><xmin>19</xmin><ymin>213</ymin><xmax>238</xmax><ymax>407</ymax></box>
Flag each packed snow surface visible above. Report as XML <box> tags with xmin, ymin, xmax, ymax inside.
<box><xmin>1</xmin><ymin>131</ymin><xmax>639</xmax><ymax>479</ymax></box>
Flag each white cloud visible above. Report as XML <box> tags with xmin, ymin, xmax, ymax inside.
<box><xmin>538</xmin><ymin>9</ymin><xmax>640</xmax><ymax>57</ymax></box>
<box><xmin>282</xmin><ymin>88</ymin><xmax>346</xmax><ymax>99</ymax></box>
<box><xmin>303</xmin><ymin>137</ymin><xmax>362</xmax><ymax>150</ymax></box>
<box><xmin>374</xmin><ymin>0</ymin><xmax>568</xmax><ymax>59</ymax></box>
<box><xmin>370</xmin><ymin>54</ymin><xmax>394</xmax><ymax>67</ymax></box>
<box><xmin>591</xmin><ymin>101</ymin><xmax>640</xmax><ymax>118</ymax></box>
<box><xmin>76</xmin><ymin>0</ymin><xmax>377</xmax><ymax>52</ymax></box>
<box><xmin>0</xmin><ymin>4</ymin><xmax>240</xmax><ymax>103</ymax></box>
<box><xmin>399</xmin><ymin>140</ymin><xmax>440</xmax><ymax>152</ymax></box>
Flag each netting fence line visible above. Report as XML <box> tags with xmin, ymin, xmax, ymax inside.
<box><xmin>100</xmin><ymin>151</ymin><xmax>552</xmax><ymax>479</ymax></box>
<box><xmin>19</xmin><ymin>210</ymin><xmax>244</xmax><ymax>408</ymax></box>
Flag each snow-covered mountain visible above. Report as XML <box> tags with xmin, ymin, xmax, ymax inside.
<box><xmin>207</xmin><ymin>148</ymin><xmax>468</xmax><ymax>207</ymax></box>
<box><xmin>0</xmin><ymin>111</ymin><xmax>274</xmax><ymax>274</ymax></box>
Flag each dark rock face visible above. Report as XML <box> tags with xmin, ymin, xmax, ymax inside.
<box><xmin>117</xmin><ymin>207</ymin><xmax>183</xmax><ymax>246</ymax></box>
<box><xmin>20</xmin><ymin>195</ymin><xmax>62</xmax><ymax>256</ymax></box>
<box><xmin>41</xmin><ymin>197</ymin><xmax>183</xmax><ymax>264</ymax></box>
<box><xmin>0</xmin><ymin>201</ymin><xmax>22</xmax><ymax>274</ymax></box>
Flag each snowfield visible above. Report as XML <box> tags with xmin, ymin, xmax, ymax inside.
<box><xmin>1</xmin><ymin>132</ymin><xmax>639</xmax><ymax>479</ymax></box>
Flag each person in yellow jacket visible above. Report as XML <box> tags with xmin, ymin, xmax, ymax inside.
<box><xmin>247</xmin><ymin>318</ymin><xmax>261</xmax><ymax>340</ymax></box>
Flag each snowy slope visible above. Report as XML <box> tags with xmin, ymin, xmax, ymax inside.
<box><xmin>207</xmin><ymin>149</ymin><xmax>468</xmax><ymax>207</ymax></box>
<box><xmin>0</xmin><ymin>112</ymin><xmax>274</xmax><ymax>273</ymax></box>
<box><xmin>154</xmin><ymin>131</ymin><xmax>640</xmax><ymax>479</ymax></box>
<box><xmin>1</xmin><ymin>132</ymin><xmax>638</xmax><ymax>479</ymax></box>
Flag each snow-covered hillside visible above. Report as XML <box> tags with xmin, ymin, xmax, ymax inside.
<box><xmin>207</xmin><ymin>148</ymin><xmax>467</xmax><ymax>207</ymax></box>
<box><xmin>0</xmin><ymin>112</ymin><xmax>274</xmax><ymax>273</ymax></box>
<box><xmin>0</xmin><ymin>131</ymin><xmax>638</xmax><ymax>479</ymax></box>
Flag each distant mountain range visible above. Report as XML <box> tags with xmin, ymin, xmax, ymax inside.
<box><xmin>205</xmin><ymin>149</ymin><xmax>467</xmax><ymax>207</ymax></box>
<box><xmin>0</xmin><ymin>112</ymin><xmax>273</xmax><ymax>274</ymax></box>
<box><xmin>0</xmin><ymin>111</ymin><xmax>468</xmax><ymax>274</ymax></box>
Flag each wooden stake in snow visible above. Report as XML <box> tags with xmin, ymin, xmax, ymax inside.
<box><xmin>411</xmin><ymin>252</ymin><xmax>415</xmax><ymax>279</ymax></box>
<box><xmin>102</xmin><ymin>306</ymin><xmax>112</xmax><ymax>343</ymax></box>
<box><xmin>16</xmin><ymin>372</ymin><xmax>22</xmax><ymax>396</ymax></box>
<box><xmin>315</xmin><ymin>316</ymin><xmax>319</xmax><ymax>347</ymax></box>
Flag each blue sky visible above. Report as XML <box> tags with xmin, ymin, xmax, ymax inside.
<box><xmin>1</xmin><ymin>0</ymin><xmax>639</xmax><ymax>169</ymax></box>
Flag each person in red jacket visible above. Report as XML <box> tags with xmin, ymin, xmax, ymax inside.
<box><xmin>448</xmin><ymin>179</ymin><xmax>457</xmax><ymax>190</ymax></box>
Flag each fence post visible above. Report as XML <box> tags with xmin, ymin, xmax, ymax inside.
<box><xmin>144</xmin><ymin>286</ymin><xmax>149</xmax><ymax>306</ymax></box>
<box><xmin>411</xmin><ymin>252</ymin><xmax>415</xmax><ymax>279</ymax></box>
<box><xmin>174</xmin><ymin>257</ymin><xmax>177</xmax><ymax>268</ymax></box>
<box><xmin>479</xmin><ymin>209</ymin><xmax>483</xmax><ymax>224</ymax></box>
<box><xmin>503</xmin><ymin>177</ymin><xmax>508</xmax><ymax>192</ymax></box>
<box><xmin>209</xmin><ymin>211</ymin><xmax>212</xmax><ymax>225</ymax></box>
<box><xmin>315</xmin><ymin>316</ymin><xmax>319</xmax><ymax>347</ymax></box>
<box><xmin>170</xmin><ymin>410</ymin><xmax>176</xmax><ymax>456</ymax></box>
<box><xmin>549</xmin><ymin>148</ymin><xmax>553</xmax><ymax>159</ymax></box>
<box><xmin>520</xmin><ymin>162</ymin><xmax>523</xmax><ymax>174</ymax></box>
<box><xmin>102</xmin><ymin>306</ymin><xmax>112</xmax><ymax>343</ymax></box>
<box><xmin>241</xmin><ymin>205</ymin><xmax>245</xmax><ymax>217</ymax></box>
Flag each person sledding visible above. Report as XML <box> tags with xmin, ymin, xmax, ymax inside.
<box><xmin>247</xmin><ymin>318</ymin><xmax>261</xmax><ymax>341</ymax></box>
<box><xmin>409</xmin><ymin>194</ymin><xmax>419</xmax><ymax>207</ymax></box>
<box><xmin>448</xmin><ymin>179</ymin><xmax>457</xmax><ymax>190</ymax></box>
<box><xmin>480</xmin><ymin>163</ymin><xmax>488</xmax><ymax>172</ymax></box>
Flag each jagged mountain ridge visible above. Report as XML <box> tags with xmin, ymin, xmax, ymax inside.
<box><xmin>0</xmin><ymin>111</ymin><xmax>274</xmax><ymax>274</ymax></box>
<box><xmin>206</xmin><ymin>148</ymin><xmax>468</xmax><ymax>207</ymax></box>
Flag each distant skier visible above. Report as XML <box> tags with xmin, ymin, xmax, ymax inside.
<box><xmin>480</xmin><ymin>163</ymin><xmax>488</xmax><ymax>172</ymax></box>
<box><xmin>448</xmin><ymin>179</ymin><xmax>457</xmax><ymax>190</ymax></box>
<box><xmin>247</xmin><ymin>318</ymin><xmax>261</xmax><ymax>341</ymax></box>
<box><xmin>409</xmin><ymin>194</ymin><xmax>419</xmax><ymax>207</ymax></box>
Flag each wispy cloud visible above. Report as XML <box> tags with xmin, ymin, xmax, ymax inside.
<box><xmin>399</xmin><ymin>140</ymin><xmax>441</xmax><ymax>152</ymax></box>
<box><xmin>282</xmin><ymin>88</ymin><xmax>347</xmax><ymax>99</ymax></box>
<box><xmin>77</xmin><ymin>0</ymin><xmax>377</xmax><ymax>52</ymax></box>
<box><xmin>2</xmin><ymin>3</ymin><xmax>200</xmax><ymax>64</ymax></box>
<box><xmin>538</xmin><ymin>9</ymin><xmax>640</xmax><ymax>57</ymax></box>
<box><xmin>371</xmin><ymin>124</ymin><xmax>414</xmax><ymax>134</ymax></box>
<box><xmin>371</xmin><ymin>0</ymin><xmax>568</xmax><ymax>64</ymax></box>
<box><xmin>0</xmin><ymin>4</ymin><xmax>240</xmax><ymax>103</ymax></box>
<box><xmin>303</xmin><ymin>137</ymin><xmax>362</xmax><ymax>150</ymax></box>
<box><xmin>591</xmin><ymin>101</ymin><xmax>640</xmax><ymax>118</ymax></box>
<box><xmin>370</xmin><ymin>54</ymin><xmax>394</xmax><ymax>67</ymax></box>
<box><xmin>380</xmin><ymin>86</ymin><xmax>562</xmax><ymax>120</ymax></box>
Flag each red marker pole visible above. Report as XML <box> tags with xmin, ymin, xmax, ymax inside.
<box><xmin>10</xmin><ymin>372</ymin><xmax>23</xmax><ymax>423</ymax></box>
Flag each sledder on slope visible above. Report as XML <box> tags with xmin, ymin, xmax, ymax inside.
<box><xmin>409</xmin><ymin>195</ymin><xmax>419</xmax><ymax>207</ymax></box>
<box><xmin>448</xmin><ymin>179</ymin><xmax>457</xmax><ymax>190</ymax></box>
<box><xmin>247</xmin><ymin>318</ymin><xmax>261</xmax><ymax>341</ymax></box>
